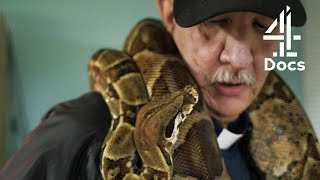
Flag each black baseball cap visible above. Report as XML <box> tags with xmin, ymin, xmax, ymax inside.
<box><xmin>174</xmin><ymin>0</ymin><xmax>306</xmax><ymax>27</ymax></box>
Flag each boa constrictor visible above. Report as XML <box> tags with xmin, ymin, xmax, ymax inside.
<box><xmin>88</xmin><ymin>19</ymin><xmax>320</xmax><ymax>179</ymax></box>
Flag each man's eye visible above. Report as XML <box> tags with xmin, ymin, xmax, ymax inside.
<box><xmin>253</xmin><ymin>22</ymin><xmax>268</xmax><ymax>31</ymax></box>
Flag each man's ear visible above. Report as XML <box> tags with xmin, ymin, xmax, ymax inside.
<box><xmin>157</xmin><ymin>0</ymin><xmax>175</xmax><ymax>33</ymax></box>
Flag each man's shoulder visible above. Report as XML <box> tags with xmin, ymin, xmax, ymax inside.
<box><xmin>41</xmin><ymin>91</ymin><xmax>110</xmax><ymax>132</ymax></box>
<box><xmin>31</xmin><ymin>91</ymin><xmax>112</xmax><ymax>159</ymax></box>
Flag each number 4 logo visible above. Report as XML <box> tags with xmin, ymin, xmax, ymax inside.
<box><xmin>263</xmin><ymin>5</ymin><xmax>301</xmax><ymax>58</ymax></box>
<box><xmin>263</xmin><ymin>5</ymin><xmax>305</xmax><ymax>72</ymax></box>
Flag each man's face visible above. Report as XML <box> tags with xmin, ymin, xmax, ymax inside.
<box><xmin>160</xmin><ymin>5</ymin><xmax>280</xmax><ymax>124</ymax></box>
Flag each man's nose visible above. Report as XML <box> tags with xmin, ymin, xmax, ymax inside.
<box><xmin>219</xmin><ymin>37</ymin><xmax>253</xmax><ymax>70</ymax></box>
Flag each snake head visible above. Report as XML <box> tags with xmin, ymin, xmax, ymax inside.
<box><xmin>134</xmin><ymin>85</ymin><xmax>198</xmax><ymax>170</ymax></box>
<box><xmin>163</xmin><ymin>85</ymin><xmax>199</xmax><ymax>150</ymax></box>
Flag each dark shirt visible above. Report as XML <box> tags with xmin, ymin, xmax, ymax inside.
<box><xmin>213</xmin><ymin>112</ymin><xmax>265</xmax><ymax>180</ymax></box>
<box><xmin>213</xmin><ymin>112</ymin><xmax>251</xmax><ymax>180</ymax></box>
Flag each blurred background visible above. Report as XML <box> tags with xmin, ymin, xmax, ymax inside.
<box><xmin>0</xmin><ymin>0</ymin><xmax>319</xmax><ymax>168</ymax></box>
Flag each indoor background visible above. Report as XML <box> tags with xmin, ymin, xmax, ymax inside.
<box><xmin>0</xmin><ymin>0</ymin><xmax>319</xmax><ymax>168</ymax></box>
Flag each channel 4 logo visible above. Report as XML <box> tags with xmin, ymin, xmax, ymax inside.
<box><xmin>263</xmin><ymin>5</ymin><xmax>305</xmax><ymax>71</ymax></box>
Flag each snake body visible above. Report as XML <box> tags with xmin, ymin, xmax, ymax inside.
<box><xmin>89</xmin><ymin>19</ymin><xmax>320</xmax><ymax>179</ymax></box>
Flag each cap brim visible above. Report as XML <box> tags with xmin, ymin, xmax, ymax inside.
<box><xmin>174</xmin><ymin>0</ymin><xmax>306</xmax><ymax>27</ymax></box>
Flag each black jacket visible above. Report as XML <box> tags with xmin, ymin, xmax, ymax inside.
<box><xmin>0</xmin><ymin>92</ymin><xmax>110</xmax><ymax>180</ymax></box>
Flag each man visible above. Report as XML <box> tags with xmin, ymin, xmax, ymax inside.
<box><xmin>157</xmin><ymin>0</ymin><xmax>307</xmax><ymax>179</ymax></box>
<box><xmin>0</xmin><ymin>0</ymin><xmax>312</xmax><ymax>179</ymax></box>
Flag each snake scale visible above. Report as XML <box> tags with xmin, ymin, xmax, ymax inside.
<box><xmin>88</xmin><ymin>19</ymin><xmax>320</xmax><ymax>179</ymax></box>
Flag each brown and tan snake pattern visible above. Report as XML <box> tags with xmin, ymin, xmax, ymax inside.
<box><xmin>88</xmin><ymin>19</ymin><xmax>320</xmax><ymax>179</ymax></box>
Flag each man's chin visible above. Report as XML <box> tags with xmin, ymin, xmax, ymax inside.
<box><xmin>203</xmin><ymin>86</ymin><xmax>254</xmax><ymax>121</ymax></box>
<box><xmin>208</xmin><ymin>98</ymin><xmax>250</xmax><ymax>123</ymax></box>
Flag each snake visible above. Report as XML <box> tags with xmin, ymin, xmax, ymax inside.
<box><xmin>88</xmin><ymin>19</ymin><xmax>320</xmax><ymax>179</ymax></box>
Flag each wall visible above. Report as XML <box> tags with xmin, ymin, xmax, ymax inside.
<box><xmin>0</xmin><ymin>0</ymin><xmax>317</xmax><ymax>160</ymax></box>
<box><xmin>304</xmin><ymin>1</ymin><xmax>320</xmax><ymax>138</ymax></box>
<box><xmin>0</xmin><ymin>12</ymin><xmax>9</xmax><ymax>168</ymax></box>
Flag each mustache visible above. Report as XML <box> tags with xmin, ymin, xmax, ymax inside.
<box><xmin>209</xmin><ymin>68</ymin><xmax>256</xmax><ymax>87</ymax></box>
